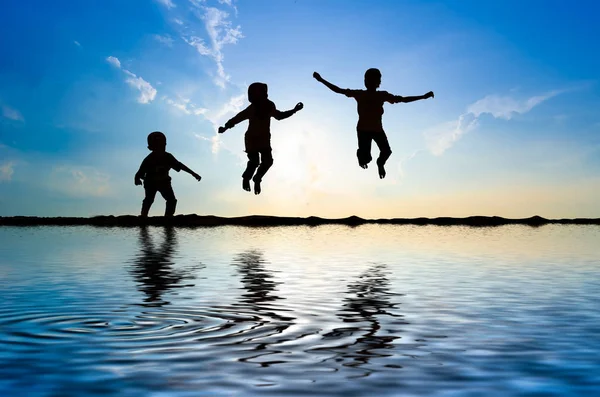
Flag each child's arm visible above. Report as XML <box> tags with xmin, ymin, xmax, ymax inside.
<box><xmin>390</xmin><ymin>91</ymin><xmax>434</xmax><ymax>104</ymax></box>
<box><xmin>218</xmin><ymin>106</ymin><xmax>251</xmax><ymax>133</ymax></box>
<box><xmin>273</xmin><ymin>102</ymin><xmax>303</xmax><ymax>121</ymax></box>
<box><xmin>313</xmin><ymin>72</ymin><xmax>348</xmax><ymax>95</ymax></box>
<box><xmin>179</xmin><ymin>163</ymin><xmax>201</xmax><ymax>181</ymax></box>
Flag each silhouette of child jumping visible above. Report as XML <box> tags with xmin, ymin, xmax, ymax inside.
<box><xmin>218</xmin><ymin>82</ymin><xmax>303</xmax><ymax>194</ymax></box>
<box><xmin>134</xmin><ymin>131</ymin><xmax>201</xmax><ymax>217</ymax></box>
<box><xmin>313</xmin><ymin>69</ymin><xmax>434</xmax><ymax>178</ymax></box>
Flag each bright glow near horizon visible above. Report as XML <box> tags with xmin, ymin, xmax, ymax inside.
<box><xmin>1</xmin><ymin>0</ymin><xmax>600</xmax><ymax>218</ymax></box>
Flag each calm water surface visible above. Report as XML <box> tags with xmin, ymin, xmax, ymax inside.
<box><xmin>1</xmin><ymin>225</ymin><xmax>599</xmax><ymax>396</ymax></box>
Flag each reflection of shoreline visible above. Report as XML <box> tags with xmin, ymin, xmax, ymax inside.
<box><xmin>317</xmin><ymin>264</ymin><xmax>403</xmax><ymax>374</ymax></box>
<box><xmin>129</xmin><ymin>226</ymin><xmax>194</xmax><ymax>307</ymax></box>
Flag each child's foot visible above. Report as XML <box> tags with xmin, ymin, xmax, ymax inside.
<box><xmin>360</xmin><ymin>163</ymin><xmax>368</xmax><ymax>169</ymax></box>
<box><xmin>378</xmin><ymin>163</ymin><xmax>386</xmax><ymax>179</ymax></box>
<box><xmin>242</xmin><ymin>178</ymin><xmax>251</xmax><ymax>192</ymax></box>
<box><xmin>252</xmin><ymin>176</ymin><xmax>262</xmax><ymax>195</ymax></box>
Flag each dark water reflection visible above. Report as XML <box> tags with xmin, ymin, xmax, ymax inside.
<box><xmin>1</xmin><ymin>225</ymin><xmax>600</xmax><ymax>396</ymax></box>
<box><xmin>315</xmin><ymin>264</ymin><xmax>405</xmax><ymax>376</ymax></box>
<box><xmin>129</xmin><ymin>226</ymin><xmax>198</xmax><ymax>306</ymax></box>
<box><xmin>227</xmin><ymin>250</ymin><xmax>296</xmax><ymax>367</ymax></box>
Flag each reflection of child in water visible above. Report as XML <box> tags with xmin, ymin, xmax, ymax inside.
<box><xmin>314</xmin><ymin>69</ymin><xmax>434</xmax><ymax>179</ymax></box>
<box><xmin>218</xmin><ymin>82</ymin><xmax>303</xmax><ymax>195</ymax></box>
<box><xmin>134</xmin><ymin>131</ymin><xmax>201</xmax><ymax>217</ymax></box>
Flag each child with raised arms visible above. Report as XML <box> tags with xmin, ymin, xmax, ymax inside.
<box><xmin>313</xmin><ymin>69</ymin><xmax>433</xmax><ymax>179</ymax></box>
<box><xmin>218</xmin><ymin>82</ymin><xmax>303</xmax><ymax>195</ymax></box>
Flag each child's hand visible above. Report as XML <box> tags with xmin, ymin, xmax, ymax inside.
<box><xmin>218</xmin><ymin>126</ymin><xmax>226</xmax><ymax>134</ymax></box>
<box><xmin>193</xmin><ymin>173</ymin><xmax>202</xmax><ymax>182</ymax></box>
<box><xmin>294</xmin><ymin>102</ymin><xmax>304</xmax><ymax>112</ymax></box>
<box><xmin>135</xmin><ymin>178</ymin><xmax>142</xmax><ymax>186</ymax></box>
<box><xmin>426</xmin><ymin>91</ymin><xmax>434</xmax><ymax>99</ymax></box>
<box><xmin>313</xmin><ymin>72</ymin><xmax>322</xmax><ymax>81</ymax></box>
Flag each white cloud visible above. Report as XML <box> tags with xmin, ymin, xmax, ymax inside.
<box><xmin>1</xmin><ymin>105</ymin><xmax>24</xmax><ymax>122</ymax></box>
<box><xmin>106</xmin><ymin>56</ymin><xmax>157</xmax><ymax>104</ymax></box>
<box><xmin>73</xmin><ymin>40</ymin><xmax>81</xmax><ymax>47</ymax></box>
<box><xmin>123</xmin><ymin>70</ymin><xmax>157</xmax><ymax>104</ymax></box>
<box><xmin>173</xmin><ymin>18</ymin><xmax>184</xmax><ymax>25</ymax></box>
<box><xmin>0</xmin><ymin>161</ymin><xmax>14</xmax><ymax>182</ymax></box>
<box><xmin>106</xmin><ymin>56</ymin><xmax>121</xmax><ymax>68</ymax></box>
<box><xmin>204</xmin><ymin>93</ymin><xmax>245</xmax><ymax>126</ymax></box>
<box><xmin>156</xmin><ymin>0</ymin><xmax>176</xmax><ymax>9</ymax></box>
<box><xmin>195</xmin><ymin>133</ymin><xmax>227</xmax><ymax>155</ymax></box>
<box><xmin>183</xmin><ymin>5</ymin><xmax>243</xmax><ymax>88</ymax></box>
<box><xmin>153</xmin><ymin>34</ymin><xmax>174</xmax><ymax>47</ymax></box>
<box><xmin>425</xmin><ymin>90</ymin><xmax>562</xmax><ymax>156</ymax></box>
<box><xmin>184</xmin><ymin>36</ymin><xmax>212</xmax><ymax>56</ymax></box>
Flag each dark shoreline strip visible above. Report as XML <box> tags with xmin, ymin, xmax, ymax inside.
<box><xmin>1</xmin><ymin>215</ymin><xmax>599</xmax><ymax>227</ymax></box>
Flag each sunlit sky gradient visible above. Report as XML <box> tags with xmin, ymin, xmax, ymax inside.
<box><xmin>1</xmin><ymin>0</ymin><xmax>599</xmax><ymax>218</ymax></box>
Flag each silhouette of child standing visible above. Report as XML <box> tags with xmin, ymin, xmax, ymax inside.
<box><xmin>218</xmin><ymin>82</ymin><xmax>303</xmax><ymax>194</ymax></box>
<box><xmin>135</xmin><ymin>131</ymin><xmax>201</xmax><ymax>217</ymax></box>
<box><xmin>313</xmin><ymin>69</ymin><xmax>434</xmax><ymax>178</ymax></box>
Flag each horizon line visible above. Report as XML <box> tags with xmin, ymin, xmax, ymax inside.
<box><xmin>1</xmin><ymin>214</ymin><xmax>599</xmax><ymax>227</ymax></box>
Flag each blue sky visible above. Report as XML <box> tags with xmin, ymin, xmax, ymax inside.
<box><xmin>1</xmin><ymin>0</ymin><xmax>599</xmax><ymax>218</ymax></box>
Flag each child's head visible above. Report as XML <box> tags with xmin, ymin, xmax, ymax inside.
<box><xmin>364</xmin><ymin>68</ymin><xmax>382</xmax><ymax>90</ymax></box>
<box><xmin>248</xmin><ymin>82</ymin><xmax>268</xmax><ymax>104</ymax></box>
<box><xmin>147</xmin><ymin>131</ymin><xmax>167</xmax><ymax>152</ymax></box>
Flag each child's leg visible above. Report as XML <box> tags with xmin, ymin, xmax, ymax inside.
<box><xmin>242</xmin><ymin>151</ymin><xmax>259</xmax><ymax>191</ymax></box>
<box><xmin>356</xmin><ymin>130</ymin><xmax>373</xmax><ymax>169</ymax></box>
<box><xmin>141</xmin><ymin>186</ymin><xmax>158</xmax><ymax>217</ymax></box>
<box><xmin>253</xmin><ymin>149</ymin><xmax>273</xmax><ymax>182</ymax></box>
<box><xmin>252</xmin><ymin>149</ymin><xmax>273</xmax><ymax>195</ymax></box>
<box><xmin>373</xmin><ymin>132</ymin><xmax>392</xmax><ymax>179</ymax></box>
<box><xmin>158</xmin><ymin>183</ymin><xmax>177</xmax><ymax>217</ymax></box>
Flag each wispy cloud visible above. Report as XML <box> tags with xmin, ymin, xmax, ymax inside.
<box><xmin>467</xmin><ymin>90</ymin><xmax>562</xmax><ymax>120</ymax></box>
<box><xmin>183</xmin><ymin>5</ymin><xmax>243</xmax><ymax>87</ymax></box>
<box><xmin>2</xmin><ymin>105</ymin><xmax>24</xmax><ymax>122</ymax></box>
<box><xmin>164</xmin><ymin>95</ymin><xmax>208</xmax><ymax>115</ymax></box>
<box><xmin>424</xmin><ymin>114</ymin><xmax>479</xmax><ymax>156</ymax></box>
<box><xmin>425</xmin><ymin>90</ymin><xmax>562</xmax><ymax>156</ymax></box>
<box><xmin>217</xmin><ymin>0</ymin><xmax>237</xmax><ymax>13</ymax></box>
<box><xmin>106</xmin><ymin>56</ymin><xmax>157</xmax><ymax>104</ymax></box>
<box><xmin>49</xmin><ymin>166</ymin><xmax>112</xmax><ymax>198</ymax></box>
<box><xmin>156</xmin><ymin>0</ymin><xmax>176</xmax><ymax>9</ymax></box>
<box><xmin>195</xmin><ymin>93</ymin><xmax>246</xmax><ymax>154</ymax></box>
<box><xmin>0</xmin><ymin>161</ymin><xmax>15</xmax><ymax>182</ymax></box>
<box><xmin>73</xmin><ymin>40</ymin><xmax>81</xmax><ymax>47</ymax></box>
<box><xmin>153</xmin><ymin>34</ymin><xmax>174</xmax><ymax>47</ymax></box>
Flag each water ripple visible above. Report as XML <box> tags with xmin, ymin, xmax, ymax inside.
<box><xmin>1</xmin><ymin>225</ymin><xmax>600</xmax><ymax>396</ymax></box>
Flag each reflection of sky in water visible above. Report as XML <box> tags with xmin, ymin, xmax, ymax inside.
<box><xmin>0</xmin><ymin>225</ymin><xmax>599</xmax><ymax>396</ymax></box>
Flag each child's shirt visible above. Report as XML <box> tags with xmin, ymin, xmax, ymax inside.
<box><xmin>136</xmin><ymin>151</ymin><xmax>183</xmax><ymax>185</ymax></box>
<box><xmin>226</xmin><ymin>100</ymin><xmax>283</xmax><ymax>151</ymax></box>
<box><xmin>344</xmin><ymin>89</ymin><xmax>399</xmax><ymax>132</ymax></box>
